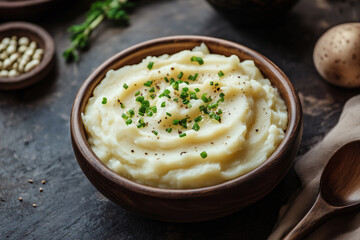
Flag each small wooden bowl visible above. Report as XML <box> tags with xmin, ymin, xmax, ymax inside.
<box><xmin>0</xmin><ymin>22</ymin><xmax>55</xmax><ymax>90</ymax></box>
<box><xmin>70</xmin><ymin>36</ymin><xmax>303</xmax><ymax>222</ymax></box>
<box><xmin>0</xmin><ymin>0</ymin><xmax>57</xmax><ymax>19</ymax></box>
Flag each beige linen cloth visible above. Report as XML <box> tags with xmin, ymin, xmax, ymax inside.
<box><xmin>268</xmin><ymin>95</ymin><xmax>360</xmax><ymax>240</ymax></box>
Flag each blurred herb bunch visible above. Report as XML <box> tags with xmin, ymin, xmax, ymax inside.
<box><xmin>63</xmin><ymin>0</ymin><xmax>134</xmax><ymax>62</ymax></box>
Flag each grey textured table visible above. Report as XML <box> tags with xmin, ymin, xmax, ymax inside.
<box><xmin>1</xmin><ymin>0</ymin><xmax>359</xmax><ymax>239</ymax></box>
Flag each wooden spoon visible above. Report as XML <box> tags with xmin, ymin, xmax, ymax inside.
<box><xmin>283</xmin><ymin>140</ymin><xmax>360</xmax><ymax>240</ymax></box>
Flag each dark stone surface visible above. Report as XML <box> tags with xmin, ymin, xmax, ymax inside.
<box><xmin>0</xmin><ymin>0</ymin><xmax>359</xmax><ymax>239</ymax></box>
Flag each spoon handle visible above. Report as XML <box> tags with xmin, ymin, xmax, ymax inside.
<box><xmin>282</xmin><ymin>194</ymin><xmax>336</xmax><ymax>240</ymax></box>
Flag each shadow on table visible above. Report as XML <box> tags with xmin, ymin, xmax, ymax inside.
<box><xmin>0</xmin><ymin>58</ymin><xmax>58</xmax><ymax>104</ymax></box>
<box><xmin>97</xmin><ymin>167</ymin><xmax>300</xmax><ymax>240</ymax></box>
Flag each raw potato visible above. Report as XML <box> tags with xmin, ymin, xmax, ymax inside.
<box><xmin>313</xmin><ymin>23</ymin><xmax>360</xmax><ymax>88</ymax></box>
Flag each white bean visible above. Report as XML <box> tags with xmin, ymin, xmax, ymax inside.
<box><xmin>0</xmin><ymin>70</ymin><xmax>8</xmax><ymax>77</ymax></box>
<box><xmin>18</xmin><ymin>45</ymin><xmax>27</xmax><ymax>53</ymax></box>
<box><xmin>24</xmin><ymin>48</ymin><xmax>34</xmax><ymax>57</ymax></box>
<box><xmin>33</xmin><ymin>49</ymin><xmax>44</xmax><ymax>60</ymax></box>
<box><xmin>29</xmin><ymin>41</ymin><xmax>37</xmax><ymax>49</ymax></box>
<box><xmin>0</xmin><ymin>51</ymin><xmax>8</xmax><ymax>60</ymax></box>
<box><xmin>20</xmin><ymin>55</ymin><xmax>31</xmax><ymax>65</ymax></box>
<box><xmin>18</xmin><ymin>63</ymin><xmax>25</xmax><ymax>73</ymax></box>
<box><xmin>9</xmin><ymin>53</ymin><xmax>19</xmax><ymax>62</ymax></box>
<box><xmin>1</xmin><ymin>37</ymin><xmax>10</xmax><ymax>45</ymax></box>
<box><xmin>8</xmin><ymin>69</ymin><xmax>19</xmax><ymax>77</ymax></box>
<box><xmin>10</xmin><ymin>39</ymin><xmax>17</xmax><ymax>46</ymax></box>
<box><xmin>6</xmin><ymin>44</ymin><xmax>16</xmax><ymax>55</ymax></box>
<box><xmin>18</xmin><ymin>37</ymin><xmax>29</xmax><ymax>46</ymax></box>
<box><xmin>24</xmin><ymin>59</ymin><xmax>40</xmax><ymax>72</ymax></box>
<box><xmin>0</xmin><ymin>43</ymin><xmax>6</xmax><ymax>52</ymax></box>
<box><xmin>12</xmin><ymin>62</ymin><xmax>18</xmax><ymax>70</ymax></box>
<box><xmin>3</xmin><ymin>58</ymin><xmax>12</xmax><ymax>69</ymax></box>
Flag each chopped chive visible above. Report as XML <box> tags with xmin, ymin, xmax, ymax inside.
<box><xmin>151</xmin><ymin>106</ymin><xmax>157</xmax><ymax>113</ymax></box>
<box><xmin>173</xmin><ymin>98</ymin><xmax>179</xmax><ymax>102</ymax></box>
<box><xmin>217</xmin><ymin>109</ymin><xmax>222</xmax><ymax>114</ymax></box>
<box><xmin>128</xmin><ymin>109</ymin><xmax>135</xmax><ymax>116</ymax></box>
<box><xmin>188</xmin><ymin>103</ymin><xmax>192</xmax><ymax>108</ymax></box>
<box><xmin>219</xmin><ymin>92</ymin><xmax>225</xmax><ymax>98</ymax></box>
<box><xmin>191</xmin><ymin>56</ymin><xmax>204</xmax><ymax>65</ymax></box>
<box><xmin>120</xmin><ymin>103</ymin><xmax>125</xmax><ymax>108</ymax></box>
<box><xmin>161</xmin><ymin>102</ymin><xmax>166</xmax><ymax>108</ymax></box>
<box><xmin>178</xmin><ymin>72</ymin><xmax>184</xmax><ymax>79</ymax></box>
<box><xmin>101</xmin><ymin>97</ymin><xmax>107</xmax><ymax>104</ymax></box>
<box><xmin>166</xmin><ymin>112</ymin><xmax>172</xmax><ymax>117</ymax></box>
<box><xmin>192</xmin><ymin>122</ymin><xmax>200</xmax><ymax>131</ymax></box>
<box><xmin>214</xmin><ymin>114</ymin><xmax>221</xmax><ymax>122</ymax></box>
<box><xmin>208</xmin><ymin>102</ymin><xmax>218</xmax><ymax>109</ymax></box>
<box><xmin>179</xmin><ymin>117</ymin><xmax>189</xmax><ymax>129</ymax></box>
<box><xmin>179</xmin><ymin>133</ymin><xmax>186</xmax><ymax>138</ymax></box>
<box><xmin>218</xmin><ymin>71</ymin><xmax>224</xmax><ymax>77</ymax></box>
<box><xmin>200</xmin><ymin>151</ymin><xmax>207</xmax><ymax>158</ymax></box>
<box><xmin>123</xmin><ymin>83</ymin><xmax>128</xmax><ymax>89</ymax></box>
<box><xmin>139</xmin><ymin>105</ymin><xmax>146</xmax><ymax>114</ymax></box>
<box><xmin>173</xmin><ymin>119</ymin><xmax>179</xmax><ymax>125</ymax></box>
<box><xmin>209</xmin><ymin>112</ymin><xmax>215</xmax><ymax>118</ymax></box>
<box><xmin>137</xmin><ymin>117</ymin><xmax>146</xmax><ymax>128</ymax></box>
<box><xmin>182</xmin><ymin>87</ymin><xmax>189</xmax><ymax>92</ymax></box>
<box><xmin>142</xmin><ymin>100</ymin><xmax>150</xmax><ymax>107</ymax></box>
<box><xmin>164</xmin><ymin>77</ymin><xmax>169</xmax><ymax>82</ymax></box>
<box><xmin>170</xmin><ymin>78</ymin><xmax>175</xmax><ymax>84</ymax></box>
<box><xmin>172</xmin><ymin>82</ymin><xmax>179</xmax><ymax>91</ymax></box>
<box><xmin>144</xmin><ymin>80</ymin><xmax>153</xmax><ymax>87</ymax></box>
<box><xmin>188</xmin><ymin>73</ymin><xmax>198</xmax><ymax>81</ymax></box>
<box><xmin>135</xmin><ymin>91</ymin><xmax>140</xmax><ymax>96</ymax></box>
<box><xmin>180</xmin><ymin>91</ymin><xmax>188</xmax><ymax>99</ymax></box>
<box><xmin>147</xmin><ymin>62</ymin><xmax>154</xmax><ymax>70</ymax></box>
<box><xmin>152</xmin><ymin>131</ymin><xmax>158</xmax><ymax>136</ymax></box>
<box><xmin>189</xmin><ymin>92</ymin><xmax>198</xmax><ymax>100</ymax></box>
<box><xmin>126</xmin><ymin>119</ymin><xmax>132</xmax><ymax>125</ymax></box>
<box><xmin>150</xmin><ymin>94</ymin><xmax>156</xmax><ymax>99</ymax></box>
<box><xmin>146</xmin><ymin>110</ymin><xmax>153</xmax><ymax>117</ymax></box>
<box><xmin>210</xmin><ymin>81</ymin><xmax>213</xmax><ymax>86</ymax></box>
<box><xmin>194</xmin><ymin>116</ymin><xmax>202</xmax><ymax>122</ymax></box>
<box><xmin>166</xmin><ymin>128</ymin><xmax>172</xmax><ymax>133</ymax></box>
<box><xmin>139</xmin><ymin>112</ymin><xmax>145</xmax><ymax>116</ymax></box>
<box><xmin>215</xmin><ymin>83</ymin><xmax>219</xmax><ymax>86</ymax></box>
<box><xmin>159</xmin><ymin>89</ymin><xmax>171</xmax><ymax>98</ymax></box>
<box><xmin>149</xmin><ymin>87</ymin><xmax>155</xmax><ymax>92</ymax></box>
<box><xmin>201</xmin><ymin>93</ymin><xmax>211</xmax><ymax>103</ymax></box>
<box><xmin>121</xmin><ymin>113</ymin><xmax>128</xmax><ymax>119</ymax></box>
<box><xmin>199</xmin><ymin>105</ymin><xmax>209</xmax><ymax>114</ymax></box>
<box><xmin>194</xmin><ymin>88</ymin><xmax>200</xmax><ymax>92</ymax></box>
<box><xmin>183</xmin><ymin>99</ymin><xmax>190</xmax><ymax>104</ymax></box>
<box><xmin>136</xmin><ymin>96</ymin><xmax>144</xmax><ymax>102</ymax></box>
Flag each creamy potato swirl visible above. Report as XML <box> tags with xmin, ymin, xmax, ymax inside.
<box><xmin>82</xmin><ymin>44</ymin><xmax>288</xmax><ymax>189</ymax></box>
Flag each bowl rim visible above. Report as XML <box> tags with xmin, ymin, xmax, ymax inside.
<box><xmin>0</xmin><ymin>21</ymin><xmax>55</xmax><ymax>90</ymax></box>
<box><xmin>0</xmin><ymin>0</ymin><xmax>52</xmax><ymax>8</ymax></box>
<box><xmin>71</xmin><ymin>35</ymin><xmax>302</xmax><ymax>198</ymax></box>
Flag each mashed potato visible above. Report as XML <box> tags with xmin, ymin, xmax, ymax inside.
<box><xmin>82</xmin><ymin>44</ymin><xmax>288</xmax><ymax>189</ymax></box>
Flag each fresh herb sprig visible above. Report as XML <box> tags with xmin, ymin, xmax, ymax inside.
<box><xmin>63</xmin><ymin>0</ymin><xmax>134</xmax><ymax>62</ymax></box>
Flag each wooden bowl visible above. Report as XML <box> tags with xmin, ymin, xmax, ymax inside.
<box><xmin>70</xmin><ymin>36</ymin><xmax>303</xmax><ymax>222</ymax></box>
<box><xmin>0</xmin><ymin>0</ymin><xmax>58</xmax><ymax>19</ymax></box>
<box><xmin>0</xmin><ymin>22</ymin><xmax>55</xmax><ymax>90</ymax></box>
